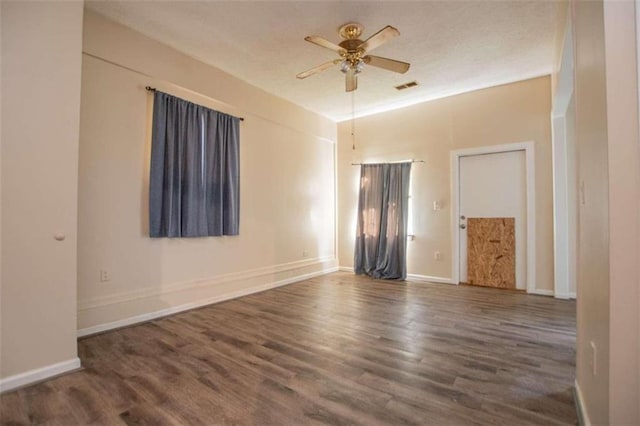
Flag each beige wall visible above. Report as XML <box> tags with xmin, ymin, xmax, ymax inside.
<box><xmin>77</xmin><ymin>12</ymin><xmax>337</xmax><ymax>332</ymax></box>
<box><xmin>337</xmin><ymin>76</ymin><xmax>554</xmax><ymax>293</ymax></box>
<box><xmin>573</xmin><ymin>0</ymin><xmax>640</xmax><ymax>424</ymax></box>
<box><xmin>573</xmin><ymin>1</ymin><xmax>611</xmax><ymax>424</ymax></box>
<box><xmin>0</xmin><ymin>0</ymin><xmax>4</xmax><ymax>379</ymax></box>
<box><xmin>603</xmin><ymin>1</ymin><xmax>640</xmax><ymax>424</ymax></box>
<box><xmin>1</xmin><ymin>2</ymin><xmax>83</xmax><ymax>378</ymax></box>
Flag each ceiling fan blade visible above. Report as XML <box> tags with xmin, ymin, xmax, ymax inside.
<box><xmin>304</xmin><ymin>35</ymin><xmax>345</xmax><ymax>53</ymax></box>
<box><xmin>346</xmin><ymin>68</ymin><xmax>357</xmax><ymax>92</ymax></box>
<box><xmin>363</xmin><ymin>55</ymin><xmax>410</xmax><ymax>74</ymax></box>
<box><xmin>358</xmin><ymin>25</ymin><xmax>400</xmax><ymax>53</ymax></box>
<box><xmin>297</xmin><ymin>59</ymin><xmax>341</xmax><ymax>79</ymax></box>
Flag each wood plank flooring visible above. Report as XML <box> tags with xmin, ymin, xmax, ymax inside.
<box><xmin>1</xmin><ymin>272</ymin><xmax>577</xmax><ymax>425</ymax></box>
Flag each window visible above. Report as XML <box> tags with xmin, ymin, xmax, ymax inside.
<box><xmin>148</xmin><ymin>91</ymin><xmax>240</xmax><ymax>237</ymax></box>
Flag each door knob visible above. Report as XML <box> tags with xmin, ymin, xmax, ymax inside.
<box><xmin>460</xmin><ymin>224</ymin><xmax>466</xmax><ymax>229</ymax></box>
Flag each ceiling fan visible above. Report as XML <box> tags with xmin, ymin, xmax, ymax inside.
<box><xmin>296</xmin><ymin>23</ymin><xmax>411</xmax><ymax>92</ymax></box>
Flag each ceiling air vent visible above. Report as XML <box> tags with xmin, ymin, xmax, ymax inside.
<box><xmin>395</xmin><ymin>81</ymin><xmax>419</xmax><ymax>90</ymax></box>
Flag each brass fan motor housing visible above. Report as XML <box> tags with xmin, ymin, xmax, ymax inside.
<box><xmin>338</xmin><ymin>23</ymin><xmax>364</xmax><ymax>52</ymax></box>
<box><xmin>338</xmin><ymin>23</ymin><xmax>365</xmax><ymax>63</ymax></box>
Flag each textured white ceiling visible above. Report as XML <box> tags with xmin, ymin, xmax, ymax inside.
<box><xmin>86</xmin><ymin>1</ymin><xmax>562</xmax><ymax>122</ymax></box>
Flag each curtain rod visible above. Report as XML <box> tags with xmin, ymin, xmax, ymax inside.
<box><xmin>146</xmin><ymin>86</ymin><xmax>245</xmax><ymax>121</ymax></box>
<box><xmin>351</xmin><ymin>159</ymin><xmax>424</xmax><ymax>166</ymax></box>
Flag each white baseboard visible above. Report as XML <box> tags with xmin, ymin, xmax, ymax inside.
<box><xmin>338</xmin><ymin>268</ymin><xmax>455</xmax><ymax>285</ymax></box>
<box><xmin>78</xmin><ymin>265</ymin><xmax>338</xmax><ymax>338</ymax></box>
<box><xmin>406</xmin><ymin>273</ymin><xmax>455</xmax><ymax>285</ymax></box>
<box><xmin>0</xmin><ymin>357</ymin><xmax>81</xmax><ymax>394</ymax></box>
<box><xmin>555</xmin><ymin>292</ymin><xmax>577</xmax><ymax>300</ymax></box>
<box><xmin>528</xmin><ymin>288</ymin><xmax>555</xmax><ymax>297</ymax></box>
<box><xmin>79</xmin><ymin>256</ymin><xmax>336</xmax><ymax>311</ymax></box>
<box><xmin>342</xmin><ymin>267</ymin><xmax>553</xmax><ymax>294</ymax></box>
<box><xmin>574</xmin><ymin>379</ymin><xmax>592</xmax><ymax>426</ymax></box>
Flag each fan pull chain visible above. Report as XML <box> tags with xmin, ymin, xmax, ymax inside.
<box><xmin>351</xmin><ymin>91</ymin><xmax>356</xmax><ymax>150</ymax></box>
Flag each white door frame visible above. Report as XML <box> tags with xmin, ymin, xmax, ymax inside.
<box><xmin>551</xmin><ymin>13</ymin><xmax>576</xmax><ymax>299</ymax></box>
<box><xmin>450</xmin><ymin>141</ymin><xmax>536</xmax><ymax>294</ymax></box>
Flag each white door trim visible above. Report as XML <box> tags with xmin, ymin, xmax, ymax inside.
<box><xmin>552</xmin><ymin>113</ymin><xmax>572</xmax><ymax>299</ymax></box>
<box><xmin>551</xmin><ymin>13</ymin><xmax>576</xmax><ymax>299</ymax></box>
<box><xmin>450</xmin><ymin>141</ymin><xmax>536</xmax><ymax>293</ymax></box>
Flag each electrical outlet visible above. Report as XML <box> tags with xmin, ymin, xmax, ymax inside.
<box><xmin>100</xmin><ymin>269</ymin><xmax>111</xmax><ymax>282</ymax></box>
<box><xmin>590</xmin><ymin>341</ymin><xmax>597</xmax><ymax>376</ymax></box>
<box><xmin>434</xmin><ymin>251</ymin><xmax>442</xmax><ymax>261</ymax></box>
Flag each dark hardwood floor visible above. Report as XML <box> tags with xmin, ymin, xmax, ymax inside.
<box><xmin>1</xmin><ymin>272</ymin><xmax>577</xmax><ymax>425</ymax></box>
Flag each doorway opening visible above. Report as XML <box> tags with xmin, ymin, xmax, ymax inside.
<box><xmin>451</xmin><ymin>142</ymin><xmax>536</xmax><ymax>293</ymax></box>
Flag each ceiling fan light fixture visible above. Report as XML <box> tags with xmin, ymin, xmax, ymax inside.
<box><xmin>298</xmin><ymin>23</ymin><xmax>410</xmax><ymax>92</ymax></box>
<box><xmin>340</xmin><ymin>60</ymin><xmax>365</xmax><ymax>74</ymax></box>
<box><xmin>340</xmin><ymin>60</ymin><xmax>350</xmax><ymax>74</ymax></box>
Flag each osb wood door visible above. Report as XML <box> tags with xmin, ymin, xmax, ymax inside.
<box><xmin>466</xmin><ymin>217</ymin><xmax>516</xmax><ymax>289</ymax></box>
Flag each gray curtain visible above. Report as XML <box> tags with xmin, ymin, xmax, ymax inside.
<box><xmin>149</xmin><ymin>91</ymin><xmax>240</xmax><ymax>237</ymax></box>
<box><xmin>354</xmin><ymin>163</ymin><xmax>411</xmax><ymax>280</ymax></box>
